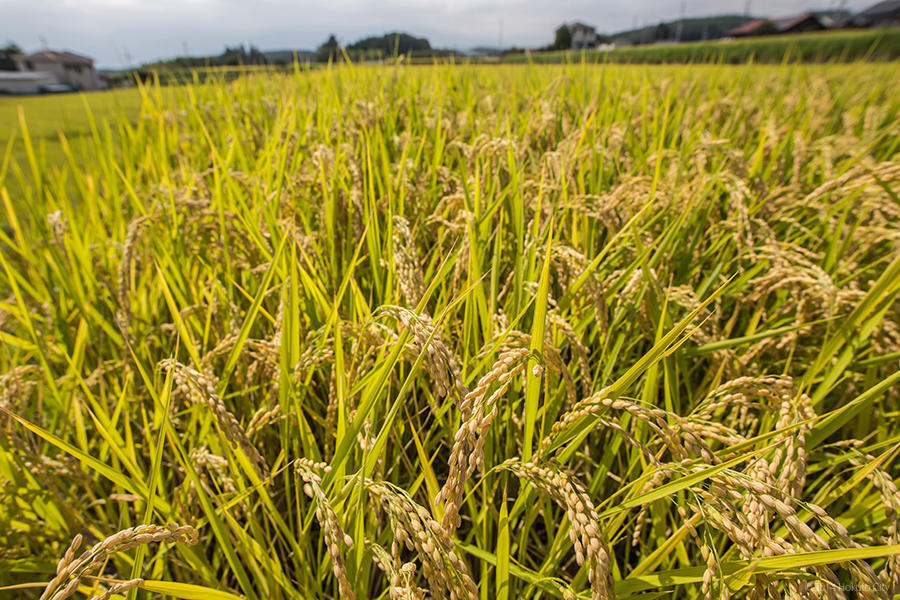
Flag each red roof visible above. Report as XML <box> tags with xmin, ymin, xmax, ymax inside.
<box><xmin>727</xmin><ymin>19</ymin><xmax>773</xmax><ymax>36</ymax></box>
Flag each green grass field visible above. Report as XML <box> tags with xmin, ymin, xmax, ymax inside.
<box><xmin>1</xmin><ymin>62</ymin><xmax>900</xmax><ymax>600</ymax></box>
<box><xmin>1</xmin><ymin>89</ymin><xmax>143</xmax><ymax>181</ymax></box>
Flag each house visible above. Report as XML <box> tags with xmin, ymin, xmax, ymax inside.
<box><xmin>13</xmin><ymin>50</ymin><xmax>101</xmax><ymax>91</ymax></box>
<box><xmin>570</xmin><ymin>22</ymin><xmax>599</xmax><ymax>50</ymax></box>
<box><xmin>848</xmin><ymin>0</ymin><xmax>900</xmax><ymax>27</ymax></box>
<box><xmin>726</xmin><ymin>13</ymin><xmax>832</xmax><ymax>37</ymax></box>
<box><xmin>773</xmin><ymin>12</ymin><xmax>831</xmax><ymax>34</ymax></box>
<box><xmin>0</xmin><ymin>71</ymin><xmax>58</xmax><ymax>95</ymax></box>
<box><xmin>727</xmin><ymin>18</ymin><xmax>778</xmax><ymax>37</ymax></box>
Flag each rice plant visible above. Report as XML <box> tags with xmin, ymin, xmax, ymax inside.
<box><xmin>1</xmin><ymin>61</ymin><xmax>899</xmax><ymax>599</ymax></box>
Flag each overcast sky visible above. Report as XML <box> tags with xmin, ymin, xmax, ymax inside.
<box><xmin>2</xmin><ymin>0</ymin><xmax>872</xmax><ymax>68</ymax></box>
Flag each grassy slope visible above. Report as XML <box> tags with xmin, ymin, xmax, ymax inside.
<box><xmin>1</xmin><ymin>63</ymin><xmax>899</xmax><ymax>600</ymax></box>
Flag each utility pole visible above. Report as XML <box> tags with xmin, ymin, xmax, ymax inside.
<box><xmin>676</xmin><ymin>0</ymin><xmax>686</xmax><ymax>42</ymax></box>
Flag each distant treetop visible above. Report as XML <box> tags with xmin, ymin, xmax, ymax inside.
<box><xmin>0</xmin><ymin>42</ymin><xmax>23</xmax><ymax>71</ymax></box>
<box><xmin>347</xmin><ymin>32</ymin><xmax>431</xmax><ymax>57</ymax></box>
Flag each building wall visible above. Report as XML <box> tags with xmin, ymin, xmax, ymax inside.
<box><xmin>14</xmin><ymin>57</ymin><xmax>100</xmax><ymax>90</ymax></box>
<box><xmin>0</xmin><ymin>73</ymin><xmax>58</xmax><ymax>94</ymax></box>
<box><xmin>571</xmin><ymin>27</ymin><xmax>598</xmax><ymax>50</ymax></box>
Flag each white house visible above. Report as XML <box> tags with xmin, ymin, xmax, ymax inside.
<box><xmin>0</xmin><ymin>71</ymin><xmax>58</xmax><ymax>95</ymax></box>
<box><xmin>570</xmin><ymin>22</ymin><xmax>599</xmax><ymax>50</ymax></box>
<box><xmin>13</xmin><ymin>50</ymin><xmax>101</xmax><ymax>91</ymax></box>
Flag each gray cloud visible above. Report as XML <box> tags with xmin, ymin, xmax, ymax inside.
<box><xmin>1</xmin><ymin>0</ymin><xmax>874</xmax><ymax>68</ymax></box>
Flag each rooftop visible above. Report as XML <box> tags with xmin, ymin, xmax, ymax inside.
<box><xmin>857</xmin><ymin>0</ymin><xmax>900</xmax><ymax>17</ymax></box>
<box><xmin>727</xmin><ymin>18</ymin><xmax>772</xmax><ymax>35</ymax></box>
<box><xmin>15</xmin><ymin>50</ymin><xmax>94</xmax><ymax>65</ymax></box>
<box><xmin>773</xmin><ymin>12</ymin><xmax>823</xmax><ymax>31</ymax></box>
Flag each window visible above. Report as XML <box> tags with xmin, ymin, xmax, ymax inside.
<box><xmin>25</xmin><ymin>61</ymin><xmax>33</xmax><ymax>70</ymax></box>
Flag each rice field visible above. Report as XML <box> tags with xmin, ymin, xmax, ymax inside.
<box><xmin>1</xmin><ymin>62</ymin><xmax>899</xmax><ymax>600</ymax></box>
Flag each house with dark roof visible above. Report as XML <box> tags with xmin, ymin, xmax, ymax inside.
<box><xmin>727</xmin><ymin>18</ymin><xmax>778</xmax><ymax>37</ymax></box>
<box><xmin>570</xmin><ymin>22</ymin><xmax>599</xmax><ymax>49</ymax></box>
<box><xmin>773</xmin><ymin>12</ymin><xmax>832</xmax><ymax>34</ymax></box>
<box><xmin>727</xmin><ymin>12</ymin><xmax>834</xmax><ymax>37</ymax></box>
<box><xmin>13</xmin><ymin>50</ymin><xmax>101</xmax><ymax>90</ymax></box>
<box><xmin>848</xmin><ymin>0</ymin><xmax>900</xmax><ymax>27</ymax></box>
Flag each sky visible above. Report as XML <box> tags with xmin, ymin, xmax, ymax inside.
<box><xmin>2</xmin><ymin>0</ymin><xmax>873</xmax><ymax>69</ymax></box>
